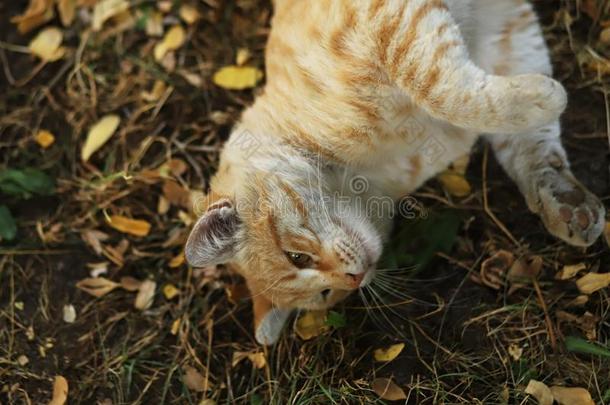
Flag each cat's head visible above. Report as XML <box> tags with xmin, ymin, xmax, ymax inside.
<box><xmin>184</xmin><ymin>154</ymin><xmax>383</xmax><ymax>344</ymax></box>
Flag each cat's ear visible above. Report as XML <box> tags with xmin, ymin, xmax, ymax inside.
<box><xmin>252</xmin><ymin>294</ymin><xmax>291</xmax><ymax>345</ymax></box>
<box><xmin>185</xmin><ymin>198</ymin><xmax>241</xmax><ymax>267</ymax></box>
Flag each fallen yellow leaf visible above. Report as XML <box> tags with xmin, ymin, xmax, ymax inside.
<box><xmin>58</xmin><ymin>0</ymin><xmax>76</xmax><ymax>26</ymax></box>
<box><xmin>163</xmin><ymin>284</ymin><xmax>179</xmax><ymax>300</ymax></box>
<box><xmin>170</xmin><ymin>318</ymin><xmax>181</xmax><ymax>335</ymax></box>
<box><xmin>437</xmin><ymin>171</ymin><xmax>471</xmax><ymax>197</ymax></box>
<box><xmin>92</xmin><ymin>0</ymin><xmax>129</xmax><ymax>31</ymax></box>
<box><xmin>81</xmin><ymin>115</ymin><xmax>120</xmax><ymax>162</ymax></box>
<box><xmin>371</xmin><ymin>378</ymin><xmax>406</xmax><ymax>401</ymax></box>
<box><xmin>169</xmin><ymin>252</ymin><xmax>185</xmax><ymax>268</ymax></box>
<box><xmin>145</xmin><ymin>11</ymin><xmax>164</xmax><ymax>37</ymax></box>
<box><xmin>374</xmin><ymin>343</ymin><xmax>405</xmax><ymax>362</ymax></box>
<box><xmin>28</xmin><ymin>27</ymin><xmax>66</xmax><ymax>62</ymax></box>
<box><xmin>10</xmin><ymin>0</ymin><xmax>55</xmax><ymax>34</ymax></box>
<box><xmin>294</xmin><ymin>310</ymin><xmax>328</xmax><ymax>340</ymax></box>
<box><xmin>183</xmin><ymin>366</ymin><xmax>208</xmax><ymax>392</ymax></box>
<box><xmin>508</xmin><ymin>343</ymin><xmax>523</xmax><ymax>361</ymax></box>
<box><xmin>134</xmin><ymin>280</ymin><xmax>156</xmax><ymax>310</ymax></box>
<box><xmin>247</xmin><ymin>352</ymin><xmax>266</xmax><ymax>369</ymax></box>
<box><xmin>35</xmin><ymin>129</ymin><xmax>55</xmax><ymax>148</ymax></box>
<box><xmin>141</xmin><ymin>80</ymin><xmax>167</xmax><ymax>102</ymax></box>
<box><xmin>576</xmin><ymin>272</ymin><xmax>610</xmax><ymax>294</ymax></box>
<box><xmin>550</xmin><ymin>386</ymin><xmax>595</xmax><ymax>405</ymax></box>
<box><xmin>154</xmin><ymin>25</ymin><xmax>186</xmax><ymax>62</ymax></box>
<box><xmin>49</xmin><ymin>375</ymin><xmax>68</xmax><ymax>405</ymax></box>
<box><xmin>236</xmin><ymin>48</ymin><xmax>251</xmax><ymax>66</ymax></box>
<box><xmin>106</xmin><ymin>215</ymin><xmax>151</xmax><ymax>237</ymax></box>
<box><xmin>76</xmin><ymin>277</ymin><xmax>120</xmax><ymax>297</ymax></box>
<box><xmin>179</xmin><ymin>4</ymin><xmax>200</xmax><ymax>25</ymax></box>
<box><xmin>555</xmin><ymin>263</ymin><xmax>587</xmax><ymax>280</ymax></box>
<box><xmin>524</xmin><ymin>379</ymin><xmax>553</xmax><ymax>405</ymax></box>
<box><xmin>213</xmin><ymin>66</ymin><xmax>264</xmax><ymax>90</ymax></box>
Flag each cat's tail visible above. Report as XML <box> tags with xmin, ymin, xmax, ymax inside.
<box><xmin>382</xmin><ymin>0</ymin><xmax>566</xmax><ymax>134</ymax></box>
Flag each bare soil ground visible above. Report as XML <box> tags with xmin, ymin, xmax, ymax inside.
<box><xmin>1</xmin><ymin>1</ymin><xmax>609</xmax><ymax>404</ymax></box>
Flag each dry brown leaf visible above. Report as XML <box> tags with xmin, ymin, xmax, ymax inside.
<box><xmin>163</xmin><ymin>284</ymin><xmax>179</xmax><ymax>300</ymax></box>
<box><xmin>524</xmin><ymin>379</ymin><xmax>553</xmax><ymax>405</ymax></box>
<box><xmin>179</xmin><ymin>4</ymin><xmax>200</xmax><ymax>25</ymax></box>
<box><xmin>213</xmin><ymin>66</ymin><xmax>264</xmax><ymax>90</ymax></box>
<box><xmin>81</xmin><ymin>229</ymin><xmax>109</xmax><ymax>255</ymax></box>
<box><xmin>557</xmin><ymin>310</ymin><xmax>600</xmax><ymax>340</ymax></box>
<box><xmin>371</xmin><ymin>378</ymin><xmax>407</xmax><ymax>401</ymax></box>
<box><xmin>154</xmin><ymin>25</ymin><xmax>186</xmax><ymax>62</ymax></box>
<box><xmin>294</xmin><ymin>310</ymin><xmax>328</xmax><ymax>340</ymax></box>
<box><xmin>81</xmin><ymin>115</ymin><xmax>120</xmax><ymax>161</ymax></box>
<box><xmin>92</xmin><ymin>0</ymin><xmax>129</xmax><ymax>31</ymax></box>
<box><xmin>106</xmin><ymin>215</ymin><xmax>151</xmax><ymax>237</ymax></box>
<box><xmin>49</xmin><ymin>375</ymin><xmax>68</xmax><ymax>405</ymax></box>
<box><xmin>507</xmin><ymin>255</ymin><xmax>543</xmax><ymax>294</ymax></box>
<box><xmin>57</xmin><ymin>0</ymin><xmax>76</xmax><ymax>26</ymax></box>
<box><xmin>11</xmin><ymin>0</ymin><xmax>55</xmax><ymax>33</ymax></box>
<box><xmin>374</xmin><ymin>343</ymin><xmax>405</xmax><ymax>362</ymax></box>
<box><xmin>183</xmin><ymin>366</ymin><xmax>208</xmax><ymax>392</ymax></box>
<box><xmin>604</xmin><ymin>222</ymin><xmax>610</xmax><ymax>248</ymax></box>
<box><xmin>556</xmin><ymin>263</ymin><xmax>587</xmax><ymax>280</ymax></box>
<box><xmin>478</xmin><ymin>250</ymin><xmax>515</xmax><ymax>290</ymax></box>
<box><xmin>29</xmin><ymin>27</ymin><xmax>66</xmax><ymax>62</ymax></box>
<box><xmin>550</xmin><ymin>386</ymin><xmax>595</xmax><ymax>405</ymax></box>
<box><xmin>35</xmin><ymin>130</ymin><xmax>56</xmax><ymax>148</ymax></box>
<box><xmin>163</xmin><ymin>180</ymin><xmax>191</xmax><ymax>208</ymax></box>
<box><xmin>566</xmin><ymin>295</ymin><xmax>589</xmax><ymax>307</ymax></box>
<box><xmin>437</xmin><ymin>171</ymin><xmax>471</xmax><ymax>198</ymax></box>
<box><xmin>76</xmin><ymin>277</ymin><xmax>120</xmax><ymax>297</ymax></box>
<box><xmin>576</xmin><ymin>272</ymin><xmax>610</xmax><ymax>294</ymax></box>
<box><xmin>119</xmin><ymin>276</ymin><xmax>142</xmax><ymax>292</ymax></box>
<box><xmin>134</xmin><ymin>280</ymin><xmax>156</xmax><ymax>310</ymax></box>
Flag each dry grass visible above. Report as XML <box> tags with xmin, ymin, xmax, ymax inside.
<box><xmin>0</xmin><ymin>0</ymin><xmax>609</xmax><ymax>404</ymax></box>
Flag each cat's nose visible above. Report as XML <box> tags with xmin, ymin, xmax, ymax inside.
<box><xmin>345</xmin><ymin>272</ymin><xmax>365</xmax><ymax>288</ymax></box>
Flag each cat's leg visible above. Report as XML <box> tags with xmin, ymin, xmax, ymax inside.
<box><xmin>472</xmin><ymin>0</ymin><xmax>605</xmax><ymax>246</ymax></box>
<box><xmin>372</xmin><ymin>0</ymin><xmax>567</xmax><ymax>135</ymax></box>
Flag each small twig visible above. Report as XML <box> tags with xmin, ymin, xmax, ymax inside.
<box><xmin>532</xmin><ymin>278</ymin><xmax>557</xmax><ymax>352</ymax></box>
<box><xmin>482</xmin><ymin>145</ymin><xmax>521</xmax><ymax>248</ymax></box>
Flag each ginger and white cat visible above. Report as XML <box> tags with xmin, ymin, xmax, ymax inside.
<box><xmin>185</xmin><ymin>0</ymin><xmax>606</xmax><ymax>345</ymax></box>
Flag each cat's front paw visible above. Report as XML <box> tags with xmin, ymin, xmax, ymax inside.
<box><xmin>531</xmin><ymin>166</ymin><xmax>605</xmax><ymax>247</ymax></box>
<box><xmin>501</xmin><ymin>74</ymin><xmax>568</xmax><ymax>133</ymax></box>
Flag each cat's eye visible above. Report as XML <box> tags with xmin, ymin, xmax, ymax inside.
<box><xmin>286</xmin><ymin>251</ymin><xmax>313</xmax><ymax>268</ymax></box>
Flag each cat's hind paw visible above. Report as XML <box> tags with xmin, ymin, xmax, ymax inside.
<box><xmin>532</xmin><ymin>166</ymin><xmax>605</xmax><ymax>247</ymax></box>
